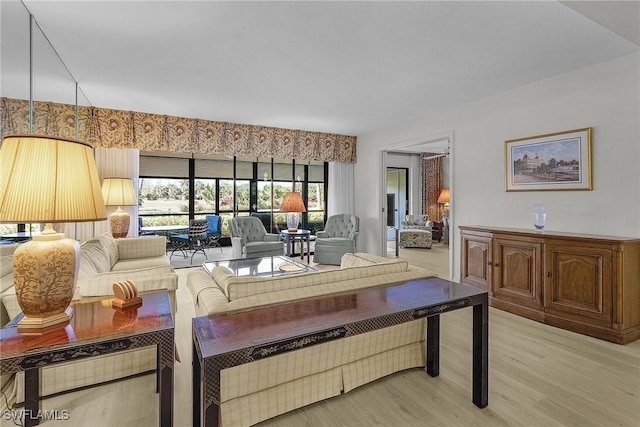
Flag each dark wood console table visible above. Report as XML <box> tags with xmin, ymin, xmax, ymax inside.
<box><xmin>0</xmin><ymin>291</ymin><xmax>174</xmax><ymax>427</ymax></box>
<box><xmin>192</xmin><ymin>277</ymin><xmax>488</xmax><ymax>427</ymax></box>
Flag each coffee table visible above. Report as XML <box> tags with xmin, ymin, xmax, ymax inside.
<box><xmin>202</xmin><ymin>255</ymin><xmax>316</xmax><ymax>277</ymax></box>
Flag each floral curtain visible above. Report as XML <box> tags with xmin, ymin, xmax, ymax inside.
<box><xmin>0</xmin><ymin>97</ymin><xmax>357</xmax><ymax>163</ymax></box>
<box><xmin>421</xmin><ymin>153</ymin><xmax>444</xmax><ymax>222</ymax></box>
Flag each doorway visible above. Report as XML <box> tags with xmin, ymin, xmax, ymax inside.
<box><xmin>386</xmin><ymin>168</ymin><xmax>408</xmax><ymax>229</ymax></box>
<box><xmin>380</xmin><ymin>133</ymin><xmax>453</xmax><ymax>279</ymax></box>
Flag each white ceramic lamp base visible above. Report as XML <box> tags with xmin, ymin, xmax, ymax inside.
<box><xmin>13</xmin><ymin>225</ymin><xmax>78</xmax><ymax>333</ymax></box>
<box><xmin>286</xmin><ymin>213</ymin><xmax>300</xmax><ymax>232</ymax></box>
<box><xmin>109</xmin><ymin>207</ymin><xmax>131</xmax><ymax>238</ymax></box>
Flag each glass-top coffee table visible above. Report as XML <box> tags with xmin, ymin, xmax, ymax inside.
<box><xmin>202</xmin><ymin>255</ymin><xmax>316</xmax><ymax>277</ymax></box>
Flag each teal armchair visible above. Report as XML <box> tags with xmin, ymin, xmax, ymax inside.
<box><xmin>313</xmin><ymin>214</ymin><xmax>359</xmax><ymax>265</ymax></box>
<box><xmin>229</xmin><ymin>216</ymin><xmax>284</xmax><ymax>259</ymax></box>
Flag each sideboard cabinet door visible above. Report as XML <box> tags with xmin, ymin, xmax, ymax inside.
<box><xmin>544</xmin><ymin>244</ymin><xmax>613</xmax><ymax>326</ymax></box>
<box><xmin>493</xmin><ymin>237</ymin><xmax>543</xmax><ymax>310</ymax></box>
<box><xmin>460</xmin><ymin>230</ymin><xmax>493</xmax><ymax>293</ymax></box>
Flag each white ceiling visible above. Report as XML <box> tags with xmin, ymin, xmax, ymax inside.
<box><xmin>2</xmin><ymin>1</ymin><xmax>638</xmax><ymax>138</ymax></box>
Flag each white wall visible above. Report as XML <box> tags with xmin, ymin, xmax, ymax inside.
<box><xmin>355</xmin><ymin>53</ymin><xmax>640</xmax><ymax>281</ymax></box>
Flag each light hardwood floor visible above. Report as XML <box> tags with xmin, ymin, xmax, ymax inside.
<box><xmin>16</xmin><ymin>243</ymin><xmax>640</xmax><ymax>426</ymax></box>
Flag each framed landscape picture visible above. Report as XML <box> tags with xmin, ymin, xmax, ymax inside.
<box><xmin>505</xmin><ymin>128</ymin><xmax>592</xmax><ymax>191</ymax></box>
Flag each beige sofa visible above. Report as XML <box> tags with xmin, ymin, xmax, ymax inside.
<box><xmin>188</xmin><ymin>252</ymin><xmax>438</xmax><ymax>426</ymax></box>
<box><xmin>0</xmin><ymin>233</ymin><xmax>179</xmax><ymax>404</ymax></box>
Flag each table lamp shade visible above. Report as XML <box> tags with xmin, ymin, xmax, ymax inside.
<box><xmin>101</xmin><ymin>178</ymin><xmax>136</xmax><ymax>238</ymax></box>
<box><xmin>0</xmin><ymin>135</ymin><xmax>107</xmax><ymax>223</ymax></box>
<box><xmin>437</xmin><ymin>188</ymin><xmax>450</xmax><ymax>205</ymax></box>
<box><xmin>101</xmin><ymin>178</ymin><xmax>137</xmax><ymax>207</ymax></box>
<box><xmin>281</xmin><ymin>191</ymin><xmax>306</xmax><ymax>232</ymax></box>
<box><xmin>0</xmin><ymin>135</ymin><xmax>107</xmax><ymax>333</ymax></box>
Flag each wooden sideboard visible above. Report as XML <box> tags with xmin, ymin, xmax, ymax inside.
<box><xmin>459</xmin><ymin>225</ymin><xmax>640</xmax><ymax>344</ymax></box>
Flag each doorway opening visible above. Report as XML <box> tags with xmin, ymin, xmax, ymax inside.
<box><xmin>380</xmin><ymin>133</ymin><xmax>453</xmax><ymax>279</ymax></box>
<box><xmin>386</xmin><ymin>168</ymin><xmax>408</xmax><ymax>229</ymax></box>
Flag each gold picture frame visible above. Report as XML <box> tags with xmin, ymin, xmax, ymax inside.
<box><xmin>505</xmin><ymin>128</ymin><xmax>592</xmax><ymax>191</ymax></box>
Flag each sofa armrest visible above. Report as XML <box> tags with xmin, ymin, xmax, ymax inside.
<box><xmin>231</xmin><ymin>237</ymin><xmax>244</xmax><ymax>259</ymax></box>
<box><xmin>263</xmin><ymin>233</ymin><xmax>280</xmax><ymax>242</ymax></box>
<box><xmin>316</xmin><ymin>231</ymin><xmax>329</xmax><ymax>238</ymax></box>
<box><xmin>187</xmin><ymin>270</ymin><xmax>230</xmax><ymax>316</ymax></box>
<box><xmin>350</xmin><ymin>231</ymin><xmax>359</xmax><ymax>249</ymax></box>
<box><xmin>117</xmin><ymin>236</ymin><xmax>167</xmax><ymax>260</ymax></box>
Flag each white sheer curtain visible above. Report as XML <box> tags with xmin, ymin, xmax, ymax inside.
<box><xmin>67</xmin><ymin>148</ymin><xmax>139</xmax><ymax>241</ymax></box>
<box><xmin>327</xmin><ymin>161</ymin><xmax>355</xmax><ymax>217</ymax></box>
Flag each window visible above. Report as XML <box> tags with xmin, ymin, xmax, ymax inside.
<box><xmin>139</xmin><ymin>152</ymin><xmax>328</xmax><ymax>236</ymax></box>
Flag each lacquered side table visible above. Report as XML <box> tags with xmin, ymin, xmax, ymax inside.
<box><xmin>0</xmin><ymin>291</ymin><xmax>174</xmax><ymax>427</ymax></box>
<box><xmin>280</xmin><ymin>229</ymin><xmax>312</xmax><ymax>262</ymax></box>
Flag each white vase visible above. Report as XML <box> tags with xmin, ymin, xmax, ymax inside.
<box><xmin>533</xmin><ymin>204</ymin><xmax>546</xmax><ymax>231</ymax></box>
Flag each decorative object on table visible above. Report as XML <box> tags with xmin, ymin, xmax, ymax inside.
<box><xmin>280</xmin><ymin>191</ymin><xmax>306</xmax><ymax>232</ymax></box>
<box><xmin>101</xmin><ymin>177</ymin><xmax>137</xmax><ymax>238</ymax></box>
<box><xmin>505</xmin><ymin>127</ymin><xmax>592</xmax><ymax>191</ymax></box>
<box><xmin>278</xmin><ymin>264</ymin><xmax>303</xmax><ymax>272</ymax></box>
<box><xmin>111</xmin><ymin>280</ymin><xmax>142</xmax><ymax>309</ymax></box>
<box><xmin>533</xmin><ymin>203</ymin><xmax>546</xmax><ymax>231</ymax></box>
<box><xmin>0</xmin><ymin>135</ymin><xmax>106</xmax><ymax>332</ymax></box>
<box><xmin>437</xmin><ymin>188</ymin><xmax>450</xmax><ymax>223</ymax></box>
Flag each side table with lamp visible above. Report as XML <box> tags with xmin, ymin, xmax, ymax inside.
<box><xmin>0</xmin><ymin>135</ymin><xmax>107</xmax><ymax>333</ymax></box>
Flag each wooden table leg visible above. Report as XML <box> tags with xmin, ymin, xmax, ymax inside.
<box><xmin>426</xmin><ymin>315</ymin><xmax>440</xmax><ymax>377</ymax></box>
<box><xmin>24</xmin><ymin>369</ymin><xmax>40</xmax><ymax>426</ymax></box>
<box><xmin>193</xmin><ymin>342</ymin><xmax>201</xmax><ymax>427</ymax></box>
<box><xmin>472</xmin><ymin>295</ymin><xmax>489</xmax><ymax>408</ymax></box>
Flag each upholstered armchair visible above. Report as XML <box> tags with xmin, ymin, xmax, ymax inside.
<box><xmin>313</xmin><ymin>214</ymin><xmax>359</xmax><ymax>265</ymax></box>
<box><xmin>399</xmin><ymin>214</ymin><xmax>433</xmax><ymax>249</ymax></box>
<box><xmin>401</xmin><ymin>214</ymin><xmax>433</xmax><ymax>230</ymax></box>
<box><xmin>229</xmin><ymin>216</ymin><xmax>284</xmax><ymax>259</ymax></box>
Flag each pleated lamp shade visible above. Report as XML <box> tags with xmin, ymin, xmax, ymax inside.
<box><xmin>0</xmin><ymin>135</ymin><xmax>107</xmax><ymax>223</ymax></box>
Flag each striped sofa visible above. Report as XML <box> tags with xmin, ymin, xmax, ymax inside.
<box><xmin>188</xmin><ymin>252</ymin><xmax>438</xmax><ymax>426</ymax></box>
<box><xmin>0</xmin><ymin>233</ymin><xmax>178</xmax><ymax>404</ymax></box>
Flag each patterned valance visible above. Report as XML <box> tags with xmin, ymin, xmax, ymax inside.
<box><xmin>0</xmin><ymin>97</ymin><xmax>357</xmax><ymax>163</ymax></box>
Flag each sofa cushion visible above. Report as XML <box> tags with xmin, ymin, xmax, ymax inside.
<box><xmin>103</xmin><ymin>234</ymin><xmax>119</xmax><ymax>268</ymax></box>
<box><xmin>78</xmin><ymin>255</ymin><xmax>99</xmax><ymax>279</ymax></box>
<box><xmin>80</xmin><ymin>239</ymin><xmax>112</xmax><ymax>273</ymax></box>
<box><xmin>217</xmin><ymin>261</ymin><xmax>410</xmax><ymax>301</ymax></box>
<box><xmin>117</xmin><ymin>235</ymin><xmax>167</xmax><ymax>260</ymax></box>
<box><xmin>111</xmin><ymin>255</ymin><xmax>171</xmax><ymax>272</ymax></box>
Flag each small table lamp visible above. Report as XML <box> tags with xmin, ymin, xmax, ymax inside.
<box><xmin>437</xmin><ymin>188</ymin><xmax>450</xmax><ymax>224</ymax></box>
<box><xmin>101</xmin><ymin>178</ymin><xmax>137</xmax><ymax>238</ymax></box>
<box><xmin>280</xmin><ymin>192</ymin><xmax>306</xmax><ymax>232</ymax></box>
<box><xmin>0</xmin><ymin>135</ymin><xmax>106</xmax><ymax>332</ymax></box>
